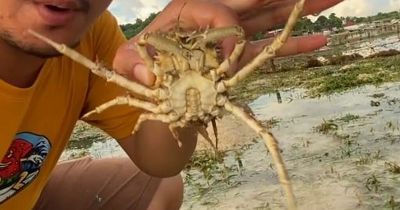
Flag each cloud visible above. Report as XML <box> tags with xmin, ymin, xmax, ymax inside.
<box><xmin>319</xmin><ymin>0</ymin><xmax>400</xmax><ymax>17</ymax></box>
<box><xmin>110</xmin><ymin>0</ymin><xmax>168</xmax><ymax>24</ymax></box>
<box><xmin>321</xmin><ymin>0</ymin><xmax>373</xmax><ymax>17</ymax></box>
<box><xmin>389</xmin><ymin>0</ymin><xmax>400</xmax><ymax>10</ymax></box>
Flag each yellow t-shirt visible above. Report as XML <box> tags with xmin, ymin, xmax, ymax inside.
<box><xmin>0</xmin><ymin>11</ymin><xmax>141</xmax><ymax>209</ymax></box>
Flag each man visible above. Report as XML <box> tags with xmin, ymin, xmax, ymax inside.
<box><xmin>0</xmin><ymin>0</ymin><xmax>342</xmax><ymax>209</ymax></box>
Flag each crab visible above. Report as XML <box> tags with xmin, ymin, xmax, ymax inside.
<box><xmin>29</xmin><ymin>0</ymin><xmax>306</xmax><ymax>209</ymax></box>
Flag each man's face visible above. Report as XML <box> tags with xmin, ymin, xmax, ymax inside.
<box><xmin>0</xmin><ymin>0</ymin><xmax>111</xmax><ymax>57</ymax></box>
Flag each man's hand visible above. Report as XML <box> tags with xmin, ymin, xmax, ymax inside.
<box><xmin>113</xmin><ymin>0</ymin><xmax>343</xmax><ymax>85</ymax></box>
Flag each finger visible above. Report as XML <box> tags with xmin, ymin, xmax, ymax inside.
<box><xmin>238</xmin><ymin>34</ymin><xmax>327</xmax><ymax>68</ymax></box>
<box><xmin>188</xmin><ymin>1</ymin><xmax>241</xmax><ymax>58</ymax></box>
<box><xmin>241</xmin><ymin>0</ymin><xmax>344</xmax><ymax>35</ymax></box>
<box><xmin>219</xmin><ymin>0</ymin><xmax>265</xmax><ymax>14</ymax></box>
<box><xmin>274</xmin><ymin>34</ymin><xmax>327</xmax><ymax>57</ymax></box>
<box><xmin>113</xmin><ymin>40</ymin><xmax>155</xmax><ymax>86</ymax></box>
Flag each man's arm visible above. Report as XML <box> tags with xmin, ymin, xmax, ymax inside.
<box><xmin>118</xmin><ymin>121</ymin><xmax>197</xmax><ymax>177</ymax></box>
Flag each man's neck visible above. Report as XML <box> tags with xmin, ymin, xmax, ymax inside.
<box><xmin>0</xmin><ymin>39</ymin><xmax>46</xmax><ymax>88</ymax></box>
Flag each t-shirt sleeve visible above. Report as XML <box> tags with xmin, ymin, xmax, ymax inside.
<box><xmin>81</xmin><ymin>10</ymin><xmax>142</xmax><ymax>140</ymax></box>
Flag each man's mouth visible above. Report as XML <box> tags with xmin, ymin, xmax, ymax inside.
<box><xmin>34</xmin><ymin>0</ymin><xmax>85</xmax><ymax>11</ymax></box>
<box><xmin>44</xmin><ymin>4</ymin><xmax>73</xmax><ymax>12</ymax></box>
<box><xmin>34</xmin><ymin>1</ymin><xmax>86</xmax><ymax>26</ymax></box>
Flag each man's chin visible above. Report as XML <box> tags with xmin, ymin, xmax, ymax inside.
<box><xmin>25</xmin><ymin>38</ymin><xmax>81</xmax><ymax>58</ymax></box>
<box><xmin>24</xmin><ymin>48</ymin><xmax>62</xmax><ymax>59</ymax></box>
<box><xmin>1</xmin><ymin>29</ymin><xmax>79</xmax><ymax>58</ymax></box>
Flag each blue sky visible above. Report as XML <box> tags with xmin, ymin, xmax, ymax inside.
<box><xmin>110</xmin><ymin>0</ymin><xmax>400</xmax><ymax>24</ymax></box>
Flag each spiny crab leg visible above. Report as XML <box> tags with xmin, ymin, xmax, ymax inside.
<box><xmin>196</xmin><ymin>125</ymin><xmax>218</xmax><ymax>154</ymax></box>
<box><xmin>222</xmin><ymin>0</ymin><xmax>306</xmax><ymax>89</ymax></box>
<box><xmin>189</xmin><ymin>26</ymin><xmax>245</xmax><ymax>53</ymax></box>
<box><xmin>82</xmin><ymin>95</ymin><xmax>167</xmax><ymax>118</ymax></box>
<box><xmin>28</xmin><ymin>30</ymin><xmax>165</xmax><ymax>100</ymax></box>
<box><xmin>133</xmin><ymin>113</ymin><xmax>179</xmax><ymax>133</ymax></box>
<box><xmin>193</xmin><ymin>26</ymin><xmax>245</xmax><ymax>44</ymax></box>
<box><xmin>143</xmin><ymin>33</ymin><xmax>190</xmax><ymax>72</ymax></box>
<box><xmin>211</xmin><ymin>119</ymin><xmax>219</xmax><ymax>150</ymax></box>
<box><xmin>143</xmin><ymin>33</ymin><xmax>184</xmax><ymax>55</ymax></box>
<box><xmin>133</xmin><ymin>113</ymin><xmax>182</xmax><ymax>145</ymax></box>
<box><xmin>224</xmin><ymin>101</ymin><xmax>296</xmax><ymax>210</ymax></box>
<box><xmin>215</xmin><ymin>40</ymin><xmax>246</xmax><ymax>75</ymax></box>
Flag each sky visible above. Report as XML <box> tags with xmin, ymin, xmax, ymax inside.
<box><xmin>109</xmin><ymin>0</ymin><xmax>400</xmax><ymax>24</ymax></box>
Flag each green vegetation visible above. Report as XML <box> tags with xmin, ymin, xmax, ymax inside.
<box><xmin>67</xmin><ymin>121</ymin><xmax>109</xmax><ymax>150</ymax></box>
<box><xmin>306</xmin><ymin>58</ymin><xmax>400</xmax><ymax>97</ymax></box>
<box><xmin>232</xmin><ymin>54</ymin><xmax>400</xmax><ymax>102</ymax></box>
<box><xmin>315</xmin><ymin>119</ymin><xmax>339</xmax><ymax>134</ymax></box>
<box><xmin>294</xmin><ymin>10</ymin><xmax>400</xmax><ymax>35</ymax></box>
<box><xmin>120</xmin><ymin>13</ymin><xmax>158</xmax><ymax>39</ymax></box>
<box><xmin>365</xmin><ymin>174</ymin><xmax>381</xmax><ymax>193</ymax></box>
<box><xmin>385</xmin><ymin>161</ymin><xmax>400</xmax><ymax>174</ymax></box>
<box><xmin>337</xmin><ymin>114</ymin><xmax>360</xmax><ymax>123</ymax></box>
<box><xmin>355</xmin><ymin>150</ymin><xmax>382</xmax><ymax>165</ymax></box>
<box><xmin>385</xmin><ymin>196</ymin><xmax>400</xmax><ymax>210</ymax></box>
<box><xmin>184</xmin><ymin>150</ymin><xmax>243</xmax><ymax>197</ymax></box>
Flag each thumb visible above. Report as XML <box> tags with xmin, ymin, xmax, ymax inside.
<box><xmin>113</xmin><ymin>39</ymin><xmax>155</xmax><ymax>86</ymax></box>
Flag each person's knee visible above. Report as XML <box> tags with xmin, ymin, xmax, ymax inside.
<box><xmin>147</xmin><ymin>174</ymin><xmax>183</xmax><ymax>210</ymax></box>
<box><xmin>167</xmin><ymin>174</ymin><xmax>184</xmax><ymax>207</ymax></box>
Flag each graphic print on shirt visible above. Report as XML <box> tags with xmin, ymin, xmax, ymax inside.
<box><xmin>0</xmin><ymin>132</ymin><xmax>51</xmax><ymax>203</ymax></box>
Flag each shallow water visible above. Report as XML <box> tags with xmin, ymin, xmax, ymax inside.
<box><xmin>343</xmin><ymin>35</ymin><xmax>400</xmax><ymax>57</ymax></box>
<box><xmin>182</xmin><ymin>82</ymin><xmax>400</xmax><ymax>210</ymax></box>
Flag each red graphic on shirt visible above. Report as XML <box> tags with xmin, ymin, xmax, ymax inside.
<box><xmin>0</xmin><ymin>139</ymin><xmax>33</xmax><ymax>179</ymax></box>
<box><xmin>0</xmin><ymin>132</ymin><xmax>51</xmax><ymax>204</ymax></box>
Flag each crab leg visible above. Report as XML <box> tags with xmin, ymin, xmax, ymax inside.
<box><xmin>224</xmin><ymin>101</ymin><xmax>296</xmax><ymax>210</ymax></box>
<box><xmin>143</xmin><ymin>33</ymin><xmax>190</xmax><ymax>72</ymax></box>
<box><xmin>211</xmin><ymin>119</ymin><xmax>219</xmax><ymax>150</ymax></box>
<box><xmin>187</xmin><ymin>25</ymin><xmax>245</xmax><ymax>50</ymax></box>
<box><xmin>132</xmin><ymin>113</ymin><xmax>184</xmax><ymax>147</ymax></box>
<box><xmin>196</xmin><ymin>125</ymin><xmax>218</xmax><ymax>153</ymax></box>
<box><xmin>28</xmin><ymin>30</ymin><xmax>165</xmax><ymax>100</ymax></box>
<box><xmin>82</xmin><ymin>95</ymin><xmax>166</xmax><ymax>118</ymax></box>
<box><xmin>222</xmin><ymin>0</ymin><xmax>306</xmax><ymax>89</ymax></box>
<box><xmin>215</xmin><ymin>40</ymin><xmax>246</xmax><ymax>75</ymax></box>
<box><xmin>192</xmin><ymin>26</ymin><xmax>245</xmax><ymax>44</ymax></box>
<box><xmin>133</xmin><ymin>113</ymin><xmax>179</xmax><ymax>135</ymax></box>
<box><xmin>143</xmin><ymin>33</ymin><xmax>183</xmax><ymax>55</ymax></box>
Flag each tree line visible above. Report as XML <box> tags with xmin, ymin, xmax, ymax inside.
<box><xmin>119</xmin><ymin>12</ymin><xmax>158</xmax><ymax>39</ymax></box>
<box><xmin>119</xmin><ymin>10</ymin><xmax>400</xmax><ymax>39</ymax></box>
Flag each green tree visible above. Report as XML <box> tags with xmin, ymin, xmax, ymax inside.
<box><xmin>120</xmin><ymin>12</ymin><xmax>159</xmax><ymax>39</ymax></box>
<box><xmin>328</xmin><ymin>13</ymin><xmax>343</xmax><ymax>30</ymax></box>
<box><xmin>294</xmin><ymin>17</ymin><xmax>314</xmax><ymax>34</ymax></box>
<box><xmin>314</xmin><ymin>15</ymin><xmax>329</xmax><ymax>31</ymax></box>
